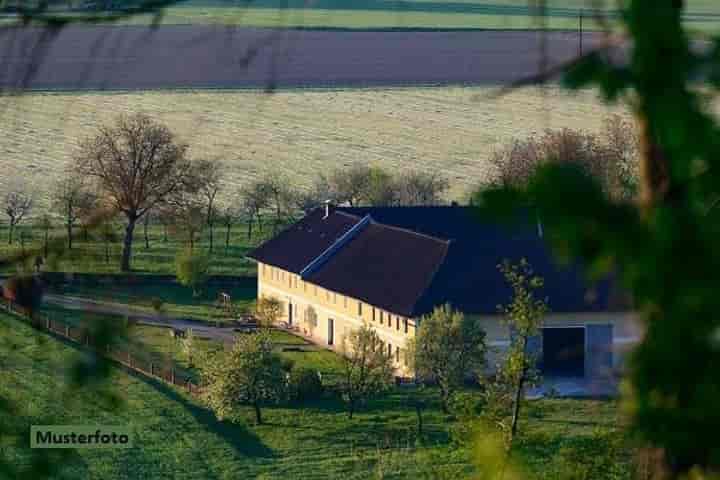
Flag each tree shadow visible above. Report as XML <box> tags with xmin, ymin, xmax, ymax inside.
<box><xmin>116</xmin><ymin>363</ymin><xmax>275</xmax><ymax>459</ymax></box>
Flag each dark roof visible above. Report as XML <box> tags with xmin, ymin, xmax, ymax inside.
<box><xmin>246</xmin><ymin>209</ymin><xmax>359</xmax><ymax>274</ymax></box>
<box><xmin>306</xmin><ymin>222</ymin><xmax>450</xmax><ymax>316</ymax></box>
<box><xmin>248</xmin><ymin>206</ymin><xmax>628</xmax><ymax>317</ymax></box>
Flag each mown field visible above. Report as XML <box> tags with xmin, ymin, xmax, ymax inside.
<box><xmin>0</xmin><ymin>310</ymin><xmax>631</xmax><ymax>479</ymax></box>
<box><xmin>0</xmin><ymin>87</ymin><xmax>626</xmax><ymax>204</ymax></box>
<box><xmin>7</xmin><ymin>0</ymin><xmax>720</xmax><ymax>31</ymax></box>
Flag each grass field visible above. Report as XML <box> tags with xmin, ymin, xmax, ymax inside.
<box><xmin>0</xmin><ymin>222</ymin><xmax>276</xmax><ymax>275</ymax></box>
<box><xmin>0</xmin><ymin>87</ymin><xmax>626</xmax><ymax>205</ymax></box>
<box><xmin>0</xmin><ymin>310</ymin><xmax>631</xmax><ymax>478</ymax></box>
<box><xmin>8</xmin><ymin>0</ymin><xmax>720</xmax><ymax>31</ymax></box>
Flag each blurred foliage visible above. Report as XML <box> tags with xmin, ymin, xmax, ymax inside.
<box><xmin>475</xmin><ymin>0</ymin><xmax>720</xmax><ymax>476</ymax></box>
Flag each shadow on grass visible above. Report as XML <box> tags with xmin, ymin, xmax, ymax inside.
<box><xmin>121</xmin><ymin>365</ymin><xmax>275</xmax><ymax>459</ymax></box>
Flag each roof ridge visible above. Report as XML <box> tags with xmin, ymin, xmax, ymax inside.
<box><xmin>369</xmin><ymin>219</ymin><xmax>452</xmax><ymax>244</ymax></box>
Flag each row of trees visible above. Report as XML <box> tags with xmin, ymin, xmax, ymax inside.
<box><xmin>1</xmin><ymin>113</ymin><xmax>451</xmax><ymax>272</ymax></box>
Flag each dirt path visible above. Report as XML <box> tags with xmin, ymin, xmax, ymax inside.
<box><xmin>44</xmin><ymin>294</ymin><xmax>239</xmax><ymax>344</ymax></box>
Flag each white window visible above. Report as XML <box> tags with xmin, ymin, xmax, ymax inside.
<box><xmin>358</xmin><ymin>302</ymin><xmax>363</xmax><ymax>317</ymax></box>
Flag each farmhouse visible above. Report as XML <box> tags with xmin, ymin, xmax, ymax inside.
<box><xmin>248</xmin><ymin>205</ymin><xmax>639</xmax><ymax>381</ymax></box>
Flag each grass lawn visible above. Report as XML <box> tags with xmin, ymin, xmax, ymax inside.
<box><xmin>46</xmin><ymin>278</ymin><xmax>258</xmax><ymax>323</ymax></box>
<box><xmin>0</xmin><ymin>86</ymin><xmax>626</xmax><ymax>207</ymax></box>
<box><xmin>0</xmin><ymin>310</ymin><xmax>631</xmax><ymax>478</ymax></box>
<box><xmin>6</xmin><ymin>0</ymin><xmax>719</xmax><ymax>31</ymax></box>
<box><xmin>0</xmin><ymin>222</ymin><xmax>276</xmax><ymax>276</ymax></box>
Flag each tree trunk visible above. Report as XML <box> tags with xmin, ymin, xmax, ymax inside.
<box><xmin>7</xmin><ymin>223</ymin><xmax>13</xmax><ymax>245</ymax></box>
<box><xmin>121</xmin><ymin>217</ymin><xmax>137</xmax><ymax>272</ymax></box>
<box><xmin>254</xmin><ymin>402</ymin><xmax>263</xmax><ymax>425</ymax></box>
<box><xmin>43</xmin><ymin>226</ymin><xmax>49</xmax><ymax>258</ymax></box>
<box><xmin>439</xmin><ymin>383</ymin><xmax>450</xmax><ymax>414</ymax></box>
<box><xmin>67</xmin><ymin>222</ymin><xmax>73</xmax><ymax>250</ymax></box>
<box><xmin>225</xmin><ymin>223</ymin><xmax>231</xmax><ymax>250</ymax></box>
<box><xmin>510</xmin><ymin>336</ymin><xmax>529</xmax><ymax>440</ymax></box>
<box><xmin>163</xmin><ymin>224</ymin><xmax>168</xmax><ymax>242</ymax></box>
<box><xmin>105</xmin><ymin>238</ymin><xmax>110</xmax><ymax>264</ymax></box>
<box><xmin>189</xmin><ymin>231</ymin><xmax>194</xmax><ymax>250</ymax></box>
<box><xmin>415</xmin><ymin>403</ymin><xmax>424</xmax><ymax>438</ymax></box>
<box><xmin>144</xmin><ymin>215</ymin><xmax>150</xmax><ymax>249</ymax></box>
<box><xmin>208</xmin><ymin>224</ymin><xmax>214</xmax><ymax>252</ymax></box>
<box><xmin>347</xmin><ymin>398</ymin><xmax>355</xmax><ymax>420</ymax></box>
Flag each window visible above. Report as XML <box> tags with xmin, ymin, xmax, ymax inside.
<box><xmin>387</xmin><ymin>343</ymin><xmax>392</xmax><ymax>357</ymax></box>
<box><xmin>358</xmin><ymin>302</ymin><xmax>363</xmax><ymax>317</ymax></box>
<box><xmin>404</xmin><ymin>318</ymin><xmax>408</xmax><ymax>334</ymax></box>
<box><xmin>314</xmin><ymin>285</ymin><xmax>318</xmax><ymax>296</ymax></box>
<box><xmin>395</xmin><ymin>346</ymin><xmax>400</xmax><ymax>363</ymax></box>
<box><xmin>380</xmin><ymin>311</ymin><xmax>384</xmax><ymax>324</ymax></box>
<box><xmin>372</xmin><ymin>308</ymin><xmax>376</xmax><ymax>322</ymax></box>
<box><xmin>396</xmin><ymin>316</ymin><xmax>400</xmax><ymax>331</ymax></box>
<box><xmin>326</xmin><ymin>289</ymin><xmax>330</xmax><ymax>301</ymax></box>
<box><xmin>333</xmin><ymin>293</ymin><xmax>337</xmax><ymax>304</ymax></box>
<box><xmin>303</xmin><ymin>280</ymin><xmax>306</xmax><ymax>292</ymax></box>
<box><xmin>343</xmin><ymin>296</ymin><xmax>347</xmax><ymax>308</ymax></box>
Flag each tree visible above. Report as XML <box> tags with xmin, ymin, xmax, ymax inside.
<box><xmin>196</xmin><ymin>159</ymin><xmax>223</xmax><ymax>252</ymax></box>
<box><xmin>181</xmin><ymin>328</ymin><xmax>196</xmax><ymax>368</ymax></box>
<box><xmin>239</xmin><ymin>179</ymin><xmax>271</xmax><ymax>240</ymax></box>
<box><xmin>2</xmin><ymin>275</ymin><xmax>44</xmax><ymax>316</ymax></box>
<box><xmin>474</xmin><ymin>3</ymin><xmax>720</xmax><ymax>474</ymax></box>
<box><xmin>36</xmin><ymin>214</ymin><xmax>52</xmax><ymax>259</ymax></box>
<box><xmin>52</xmin><ymin>173</ymin><xmax>96</xmax><ymax>250</ymax></box>
<box><xmin>216</xmin><ymin>200</ymin><xmax>240</xmax><ymax>251</ymax></box>
<box><xmin>495</xmin><ymin>259</ymin><xmax>547</xmax><ymax>441</ymax></box>
<box><xmin>74</xmin><ymin>113</ymin><xmax>196</xmax><ymax>271</ymax></box>
<box><xmin>2</xmin><ymin>185</ymin><xmax>33</xmax><ymax>245</ymax></box>
<box><xmin>175</xmin><ymin>247</ymin><xmax>209</xmax><ymax>298</ymax></box>
<box><xmin>201</xmin><ymin>330</ymin><xmax>287</xmax><ymax>425</ymax></box>
<box><xmin>410</xmin><ymin>304</ymin><xmax>487</xmax><ymax>413</ymax></box>
<box><xmin>396</xmin><ymin>170</ymin><xmax>449</xmax><ymax>206</ymax></box>
<box><xmin>254</xmin><ymin>296</ymin><xmax>283</xmax><ymax>327</ymax></box>
<box><xmin>261</xmin><ymin>172</ymin><xmax>294</xmax><ymax>232</ymax></box>
<box><xmin>361</xmin><ymin>166</ymin><xmax>398</xmax><ymax>206</ymax></box>
<box><xmin>489</xmin><ymin>124</ymin><xmax>639</xmax><ymax>201</ymax></box>
<box><xmin>326</xmin><ymin>163</ymin><xmax>371</xmax><ymax>207</ymax></box>
<box><xmin>162</xmin><ymin>190</ymin><xmax>205</xmax><ymax>250</ymax></box>
<box><xmin>340</xmin><ymin>325</ymin><xmax>394</xmax><ymax>419</ymax></box>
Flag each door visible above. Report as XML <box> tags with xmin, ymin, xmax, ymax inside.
<box><xmin>542</xmin><ymin>327</ymin><xmax>585</xmax><ymax>377</ymax></box>
<box><xmin>328</xmin><ymin>318</ymin><xmax>334</xmax><ymax>345</ymax></box>
<box><xmin>288</xmin><ymin>302</ymin><xmax>293</xmax><ymax>326</ymax></box>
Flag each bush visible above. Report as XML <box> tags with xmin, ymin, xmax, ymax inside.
<box><xmin>175</xmin><ymin>248</ymin><xmax>210</xmax><ymax>298</ymax></box>
<box><xmin>2</xmin><ymin>275</ymin><xmax>44</xmax><ymax>314</ymax></box>
<box><xmin>288</xmin><ymin>367</ymin><xmax>323</xmax><ymax>403</ymax></box>
<box><xmin>150</xmin><ymin>296</ymin><xmax>164</xmax><ymax>313</ymax></box>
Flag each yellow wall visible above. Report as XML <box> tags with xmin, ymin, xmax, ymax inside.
<box><xmin>256</xmin><ymin>262</ymin><xmax>642</xmax><ymax>374</ymax></box>
<box><xmin>257</xmin><ymin>262</ymin><xmax>416</xmax><ymax>374</ymax></box>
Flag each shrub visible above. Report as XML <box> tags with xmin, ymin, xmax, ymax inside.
<box><xmin>150</xmin><ymin>296</ymin><xmax>164</xmax><ymax>313</ymax></box>
<box><xmin>2</xmin><ymin>275</ymin><xmax>44</xmax><ymax>314</ymax></box>
<box><xmin>175</xmin><ymin>248</ymin><xmax>209</xmax><ymax>298</ymax></box>
<box><xmin>288</xmin><ymin>367</ymin><xmax>323</xmax><ymax>403</ymax></box>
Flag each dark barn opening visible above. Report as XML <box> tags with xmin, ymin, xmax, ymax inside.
<box><xmin>542</xmin><ymin>327</ymin><xmax>585</xmax><ymax>377</ymax></box>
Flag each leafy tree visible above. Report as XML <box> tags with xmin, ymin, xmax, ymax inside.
<box><xmin>287</xmin><ymin>367</ymin><xmax>323</xmax><ymax>403</ymax></box>
<box><xmin>181</xmin><ymin>328</ymin><xmax>196</xmax><ymax>368</ymax></box>
<box><xmin>2</xmin><ymin>185</ymin><xmax>33</xmax><ymax>245</ymax></box>
<box><xmin>216</xmin><ymin>200</ymin><xmax>240</xmax><ymax>251</ymax></box>
<box><xmin>175</xmin><ymin>248</ymin><xmax>209</xmax><ymax>298</ymax></box>
<box><xmin>410</xmin><ymin>303</ymin><xmax>487</xmax><ymax>413</ymax></box>
<box><xmin>74</xmin><ymin>113</ymin><xmax>196</xmax><ymax>271</ymax></box>
<box><xmin>36</xmin><ymin>214</ymin><xmax>52</xmax><ymax>259</ymax></box>
<box><xmin>495</xmin><ymin>259</ymin><xmax>547</xmax><ymax>441</ymax></box>
<box><xmin>475</xmin><ymin>2</ymin><xmax>720</xmax><ymax>475</ymax></box>
<box><xmin>201</xmin><ymin>330</ymin><xmax>287</xmax><ymax>425</ymax></box>
<box><xmin>340</xmin><ymin>325</ymin><xmax>394</xmax><ymax>419</ymax></box>
<box><xmin>254</xmin><ymin>296</ymin><xmax>283</xmax><ymax>327</ymax></box>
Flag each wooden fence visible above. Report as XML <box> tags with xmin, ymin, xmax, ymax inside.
<box><xmin>3</xmin><ymin>299</ymin><xmax>201</xmax><ymax>396</ymax></box>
